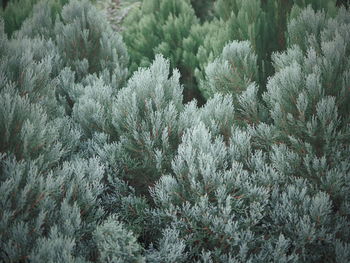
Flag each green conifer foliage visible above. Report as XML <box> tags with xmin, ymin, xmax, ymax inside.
<box><xmin>111</xmin><ymin>55</ymin><xmax>184</xmax><ymax>193</ymax></box>
<box><xmin>0</xmin><ymin>0</ymin><xmax>69</xmax><ymax>36</ymax></box>
<box><xmin>184</xmin><ymin>0</ymin><xmax>337</xmax><ymax>100</ymax></box>
<box><xmin>0</xmin><ymin>20</ymin><xmax>62</xmax><ymax>116</ymax></box>
<box><xmin>199</xmin><ymin>40</ymin><xmax>268</xmax><ymax>126</ymax></box>
<box><xmin>150</xmin><ymin>124</ymin><xmax>272</xmax><ymax>261</ymax></box>
<box><xmin>121</xmin><ymin>0</ymin><xmax>335</xmax><ymax>102</ymax></box>
<box><xmin>13</xmin><ymin>0</ymin><xmax>129</xmax><ymax>118</ymax></box>
<box><xmin>200</xmin><ymin>40</ymin><xmax>258</xmax><ymax>100</ymax></box>
<box><xmin>94</xmin><ymin>216</ymin><xmax>144</xmax><ymax>263</ymax></box>
<box><xmin>1</xmin><ymin>0</ymin><xmax>350</xmax><ymax>261</ymax></box>
<box><xmin>55</xmin><ymin>0</ymin><xmax>128</xmax><ymax>84</ymax></box>
<box><xmin>263</xmin><ymin>4</ymin><xmax>350</xmax><ymax>212</ymax></box>
<box><xmin>184</xmin><ymin>0</ymin><xmax>272</xmax><ymax>92</ymax></box>
<box><xmin>190</xmin><ymin>0</ymin><xmax>214</xmax><ymax>21</ymax></box>
<box><xmin>0</xmin><ymin>1</ymin><xmax>142</xmax><ymax>261</ymax></box>
<box><xmin>122</xmin><ymin>0</ymin><xmax>199</xmax><ymax>100</ymax></box>
<box><xmin>148</xmin><ymin>5</ymin><xmax>350</xmax><ymax>262</ymax></box>
<box><xmin>122</xmin><ymin>0</ymin><xmax>197</xmax><ymax>70</ymax></box>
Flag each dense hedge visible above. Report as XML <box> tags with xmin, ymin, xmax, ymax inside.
<box><xmin>1</xmin><ymin>0</ymin><xmax>349</xmax><ymax>262</ymax></box>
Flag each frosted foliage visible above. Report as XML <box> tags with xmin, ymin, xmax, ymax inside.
<box><xmin>111</xmin><ymin>55</ymin><xmax>184</xmax><ymax>189</ymax></box>
<box><xmin>201</xmin><ymin>40</ymin><xmax>258</xmax><ymax>100</ymax></box>
<box><xmin>1</xmin><ymin>2</ymin><xmax>350</xmax><ymax>262</ymax></box>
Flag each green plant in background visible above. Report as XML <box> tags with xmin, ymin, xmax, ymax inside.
<box><xmin>121</xmin><ymin>0</ymin><xmax>337</xmax><ymax>103</ymax></box>
<box><xmin>122</xmin><ymin>0</ymin><xmax>202</xmax><ymax>102</ymax></box>
<box><xmin>183</xmin><ymin>0</ymin><xmax>337</xmax><ymax>101</ymax></box>
<box><xmin>180</xmin><ymin>0</ymin><xmax>273</xmax><ymax>101</ymax></box>
<box><xmin>0</xmin><ymin>0</ymin><xmax>70</xmax><ymax>36</ymax></box>
<box><xmin>190</xmin><ymin>0</ymin><xmax>214</xmax><ymax>21</ymax></box>
<box><xmin>122</xmin><ymin>0</ymin><xmax>196</xmax><ymax>71</ymax></box>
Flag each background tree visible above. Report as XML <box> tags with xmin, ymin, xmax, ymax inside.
<box><xmin>122</xmin><ymin>0</ymin><xmax>202</xmax><ymax>102</ymax></box>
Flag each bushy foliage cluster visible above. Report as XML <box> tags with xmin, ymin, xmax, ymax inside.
<box><xmin>121</xmin><ymin>0</ymin><xmax>338</xmax><ymax>102</ymax></box>
<box><xmin>0</xmin><ymin>1</ymin><xmax>143</xmax><ymax>261</ymax></box>
<box><xmin>1</xmin><ymin>0</ymin><xmax>349</xmax><ymax>262</ymax></box>
<box><xmin>0</xmin><ymin>0</ymin><xmax>71</xmax><ymax>36</ymax></box>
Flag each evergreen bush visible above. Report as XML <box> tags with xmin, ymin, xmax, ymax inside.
<box><xmin>200</xmin><ymin>40</ymin><xmax>258</xmax><ymax>100</ymax></box>
<box><xmin>110</xmin><ymin>55</ymin><xmax>184</xmax><ymax>194</ymax></box>
<box><xmin>1</xmin><ymin>0</ymin><xmax>349</xmax><ymax>262</ymax></box>
<box><xmin>0</xmin><ymin>1</ymin><xmax>142</xmax><ymax>261</ymax></box>
<box><xmin>122</xmin><ymin>0</ymin><xmax>201</xmax><ymax>101</ymax></box>
<box><xmin>184</xmin><ymin>0</ymin><xmax>337</xmax><ymax>100</ymax></box>
<box><xmin>147</xmin><ymin>5</ymin><xmax>350</xmax><ymax>262</ymax></box>
<box><xmin>55</xmin><ymin>0</ymin><xmax>128</xmax><ymax>84</ymax></box>
<box><xmin>190</xmin><ymin>0</ymin><xmax>214</xmax><ymax>21</ymax></box>
<box><xmin>0</xmin><ymin>0</ymin><xmax>69</xmax><ymax>36</ymax></box>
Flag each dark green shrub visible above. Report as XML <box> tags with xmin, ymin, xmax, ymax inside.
<box><xmin>0</xmin><ymin>0</ymin><xmax>69</xmax><ymax>36</ymax></box>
